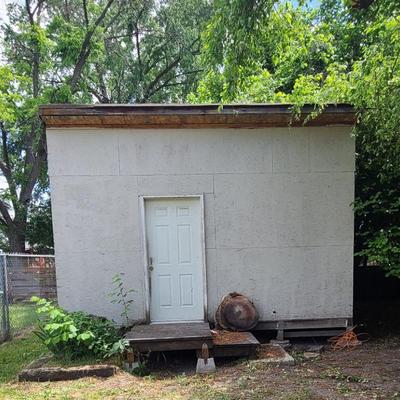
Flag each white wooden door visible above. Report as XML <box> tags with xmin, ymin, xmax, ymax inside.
<box><xmin>145</xmin><ymin>197</ymin><xmax>205</xmax><ymax>323</ymax></box>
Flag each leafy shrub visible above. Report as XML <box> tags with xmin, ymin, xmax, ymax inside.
<box><xmin>31</xmin><ymin>297</ymin><xmax>128</xmax><ymax>360</ymax></box>
<box><xmin>357</xmin><ymin>228</ymin><xmax>400</xmax><ymax>278</ymax></box>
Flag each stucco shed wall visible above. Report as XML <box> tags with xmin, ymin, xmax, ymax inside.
<box><xmin>47</xmin><ymin>127</ymin><xmax>355</xmax><ymax>324</ymax></box>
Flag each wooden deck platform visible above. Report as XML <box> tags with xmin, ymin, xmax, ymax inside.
<box><xmin>125</xmin><ymin>323</ymin><xmax>213</xmax><ymax>352</ymax></box>
<box><xmin>212</xmin><ymin>331</ymin><xmax>260</xmax><ymax>357</ymax></box>
<box><xmin>125</xmin><ymin>323</ymin><xmax>261</xmax><ymax>358</ymax></box>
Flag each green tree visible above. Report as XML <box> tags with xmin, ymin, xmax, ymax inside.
<box><xmin>90</xmin><ymin>0</ymin><xmax>211</xmax><ymax>103</ymax></box>
<box><xmin>26</xmin><ymin>197</ymin><xmax>54</xmax><ymax>254</ymax></box>
<box><xmin>350</xmin><ymin>9</ymin><xmax>400</xmax><ymax>278</ymax></box>
<box><xmin>191</xmin><ymin>0</ymin><xmax>400</xmax><ymax>277</ymax></box>
<box><xmin>0</xmin><ymin>0</ymin><xmax>118</xmax><ymax>253</ymax></box>
<box><xmin>0</xmin><ymin>0</ymin><xmax>211</xmax><ymax>253</ymax></box>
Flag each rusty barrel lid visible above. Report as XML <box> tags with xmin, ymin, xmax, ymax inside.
<box><xmin>215</xmin><ymin>292</ymin><xmax>259</xmax><ymax>331</ymax></box>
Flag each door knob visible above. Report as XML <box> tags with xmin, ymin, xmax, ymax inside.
<box><xmin>148</xmin><ymin>257</ymin><xmax>154</xmax><ymax>272</ymax></box>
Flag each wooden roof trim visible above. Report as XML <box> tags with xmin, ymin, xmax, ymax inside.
<box><xmin>39</xmin><ymin>103</ymin><xmax>356</xmax><ymax>128</ymax></box>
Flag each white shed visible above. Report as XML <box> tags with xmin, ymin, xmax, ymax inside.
<box><xmin>40</xmin><ymin>104</ymin><xmax>355</xmax><ymax>335</ymax></box>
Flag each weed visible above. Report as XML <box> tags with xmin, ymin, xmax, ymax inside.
<box><xmin>323</xmin><ymin>367</ymin><xmax>368</xmax><ymax>383</ymax></box>
<box><xmin>281</xmin><ymin>389</ymin><xmax>313</xmax><ymax>400</ymax></box>
<box><xmin>290</xmin><ymin>350</ymin><xmax>306</xmax><ymax>363</ymax></box>
<box><xmin>336</xmin><ymin>382</ymin><xmax>352</xmax><ymax>395</ymax></box>
<box><xmin>109</xmin><ymin>273</ymin><xmax>135</xmax><ymax>327</ymax></box>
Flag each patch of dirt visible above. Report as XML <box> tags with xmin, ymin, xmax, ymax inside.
<box><xmin>4</xmin><ymin>337</ymin><xmax>400</xmax><ymax>399</ymax></box>
<box><xmin>256</xmin><ymin>343</ymin><xmax>287</xmax><ymax>358</ymax></box>
<box><xmin>211</xmin><ymin>330</ymin><xmax>250</xmax><ymax>345</ymax></box>
<box><xmin>3</xmin><ymin>299</ymin><xmax>400</xmax><ymax>399</ymax></box>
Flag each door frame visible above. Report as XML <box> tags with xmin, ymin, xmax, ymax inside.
<box><xmin>139</xmin><ymin>194</ymin><xmax>207</xmax><ymax>323</ymax></box>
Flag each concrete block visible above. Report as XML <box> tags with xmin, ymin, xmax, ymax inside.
<box><xmin>196</xmin><ymin>357</ymin><xmax>216</xmax><ymax>374</ymax></box>
<box><xmin>308</xmin><ymin>344</ymin><xmax>325</xmax><ymax>353</ymax></box>
<box><xmin>303</xmin><ymin>352</ymin><xmax>320</xmax><ymax>359</ymax></box>
<box><xmin>310</xmin><ymin>127</ymin><xmax>355</xmax><ymax>172</ymax></box>
<box><xmin>118</xmin><ymin>129</ymin><xmax>273</xmax><ymax>175</ymax></box>
<box><xmin>47</xmin><ymin>129</ymin><xmax>119</xmax><ymax>176</ymax></box>
<box><xmin>55</xmin><ymin>249</ymin><xmax>145</xmax><ymax>324</ymax></box>
<box><xmin>269</xmin><ymin>339</ymin><xmax>291</xmax><ymax>349</ymax></box>
<box><xmin>50</xmin><ymin>176</ymin><xmax>140</xmax><ymax>253</ymax></box>
<box><xmin>272</xmin><ymin>128</ymin><xmax>309</xmax><ymax>173</ymax></box>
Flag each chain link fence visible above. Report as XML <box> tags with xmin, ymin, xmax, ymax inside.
<box><xmin>0</xmin><ymin>253</ymin><xmax>56</xmax><ymax>343</ymax></box>
<box><xmin>0</xmin><ymin>255</ymin><xmax>10</xmax><ymax>342</ymax></box>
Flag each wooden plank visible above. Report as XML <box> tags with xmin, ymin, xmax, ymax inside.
<box><xmin>254</xmin><ymin>318</ymin><xmax>351</xmax><ymax>331</ymax></box>
<box><xmin>39</xmin><ymin>104</ymin><xmax>356</xmax><ymax>128</ymax></box>
<box><xmin>212</xmin><ymin>331</ymin><xmax>260</xmax><ymax>358</ymax></box>
<box><xmin>134</xmin><ymin>339</ymin><xmax>213</xmax><ymax>352</ymax></box>
<box><xmin>41</xmin><ymin>114</ymin><xmax>355</xmax><ymax>129</ymax></box>
<box><xmin>284</xmin><ymin>329</ymin><xmax>346</xmax><ymax>338</ymax></box>
<box><xmin>125</xmin><ymin>323</ymin><xmax>213</xmax><ymax>352</ymax></box>
<box><xmin>212</xmin><ymin>331</ymin><xmax>259</xmax><ymax>346</ymax></box>
<box><xmin>213</xmin><ymin>345</ymin><xmax>258</xmax><ymax>358</ymax></box>
<box><xmin>39</xmin><ymin>103</ymin><xmax>354</xmax><ymax>115</ymax></box>
<box><xmin>19</xmin><ymin>365</ymin><xmax>117</xmax><ymax>382</ymax></box>
<box><xmin>125</xmin><ymin>322</ymin><xmax>212</xmax><ymax>343</ymax></box>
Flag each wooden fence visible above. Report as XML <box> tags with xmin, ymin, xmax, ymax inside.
<box><xmin>4</xmin><ymin>254</ymin><xmax>57</xmax><ymax>303</ymax></box>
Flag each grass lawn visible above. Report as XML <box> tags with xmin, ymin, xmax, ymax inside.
<box><xmin>9</xmin><ymin>304</ymin><xmax>37</xmax><ymax>335</ymax></box>
<box><xmin>1</xmin><ymin>300</ymin><xmax>399</xmax><ymax>400</ymax></box>
<box><xmin>0</xmin><ymin>337</ymin><xmax>399</xmax><ymax>400</ymax></box>
<box><xmin>0</xmin><ymin>370</ymin><xmax>313</xmax><ymax>400</ymax></box>
<box><xmin>0</xmin><ymin>333</ymin><xmax>48</xmax><ymax>383</ymax></box>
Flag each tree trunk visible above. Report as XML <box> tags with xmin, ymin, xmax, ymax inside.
<box><xmin>7</xmin><ymin>226</ymin><xmax>25</xmax><ymax>253</ymax></box>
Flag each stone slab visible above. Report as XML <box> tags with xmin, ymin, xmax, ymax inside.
<box><xmin>251</xmin><ymin>344</ymin><xmax>295</xmax><ymax>365</ymax></box>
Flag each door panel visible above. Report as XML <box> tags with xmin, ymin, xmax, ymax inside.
<box><xmin>145</xmin><ymin>198</ymin><xmax>204</xmax><ymax>322</ymax></box>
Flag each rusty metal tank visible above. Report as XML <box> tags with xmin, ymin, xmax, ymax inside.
<box><xmin>215</xmin><ymin>292</ymin><xmax>259</xmax><ymax>331</ymax></box>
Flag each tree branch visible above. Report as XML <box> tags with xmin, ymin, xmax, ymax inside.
<box><xmin>25</xmin><ymin>0</ymin><xmax>34</xmax><ymax>25</ymax></box>
<box><xmin>63</xmin><ymin>0</ymin><xmax>70</xmax><ymax>22</ymax></box>
<box><xmin>95</xmin><ymin>64</ymin><xmax>109</xmax><ymax>103</ymax></box>
<box><xmin>148</xmin><ymin>69</ymin><xmax>204</xmax><ymax>98</ymax></box>
<box><xmin>32</xmin><ymin>0</ymin><xmax>45</xmax><ymax>17</ymax></box>
<box><xmin>0</xmin><ymin>216</ymin><xmax>8</xmax><ymax>229</ymax></box>
<box><xmin>0</xmin><ymin>122</ymin><xmax>11</xmax><ymax>178</ymax></box>
<box><xmin>19</xmin><ymin>128</ymin><xmax>46</xmax><ymax>207</ymax></box>
<box><xmin>134</xmin><ymin>6</ymin><xmax>146</xmax><ymax>77</ymax></box>
<box><xmin>25</xmin><ymin>0</ymin><xmax>40</xmax><ymax>98</ymax></box>
<box><xmin>141</xmin><ymin>36</ymin><xmax>200</xmax><ymax>102</ymax></box>
<box><xmin>0</xmin><ymin>200</ymin><xmax>13</xmax><ymax>227</ymax></box>
<box><xmin>104</xmin><ymin>1</ymin><xmax>125</xmax><ymax>30</ymax></box>
<box><xmin>82</xmin><ymin>0</ymin><xmax>89</xmax><ymax>27</ymax></box>
<box><xmin>0</xmin><ymin>122</ymin><xmax>19</xmax><ymax>210</ymax></box>
<box><xmin>142</xmin><ymin>56</ymin><xmax>182</xmax><ymax>102</ymax></box>
<box><xmin>70</xmin><ymin>0</ymin><xmax>115</xmax><ymax>92</ymax></box>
